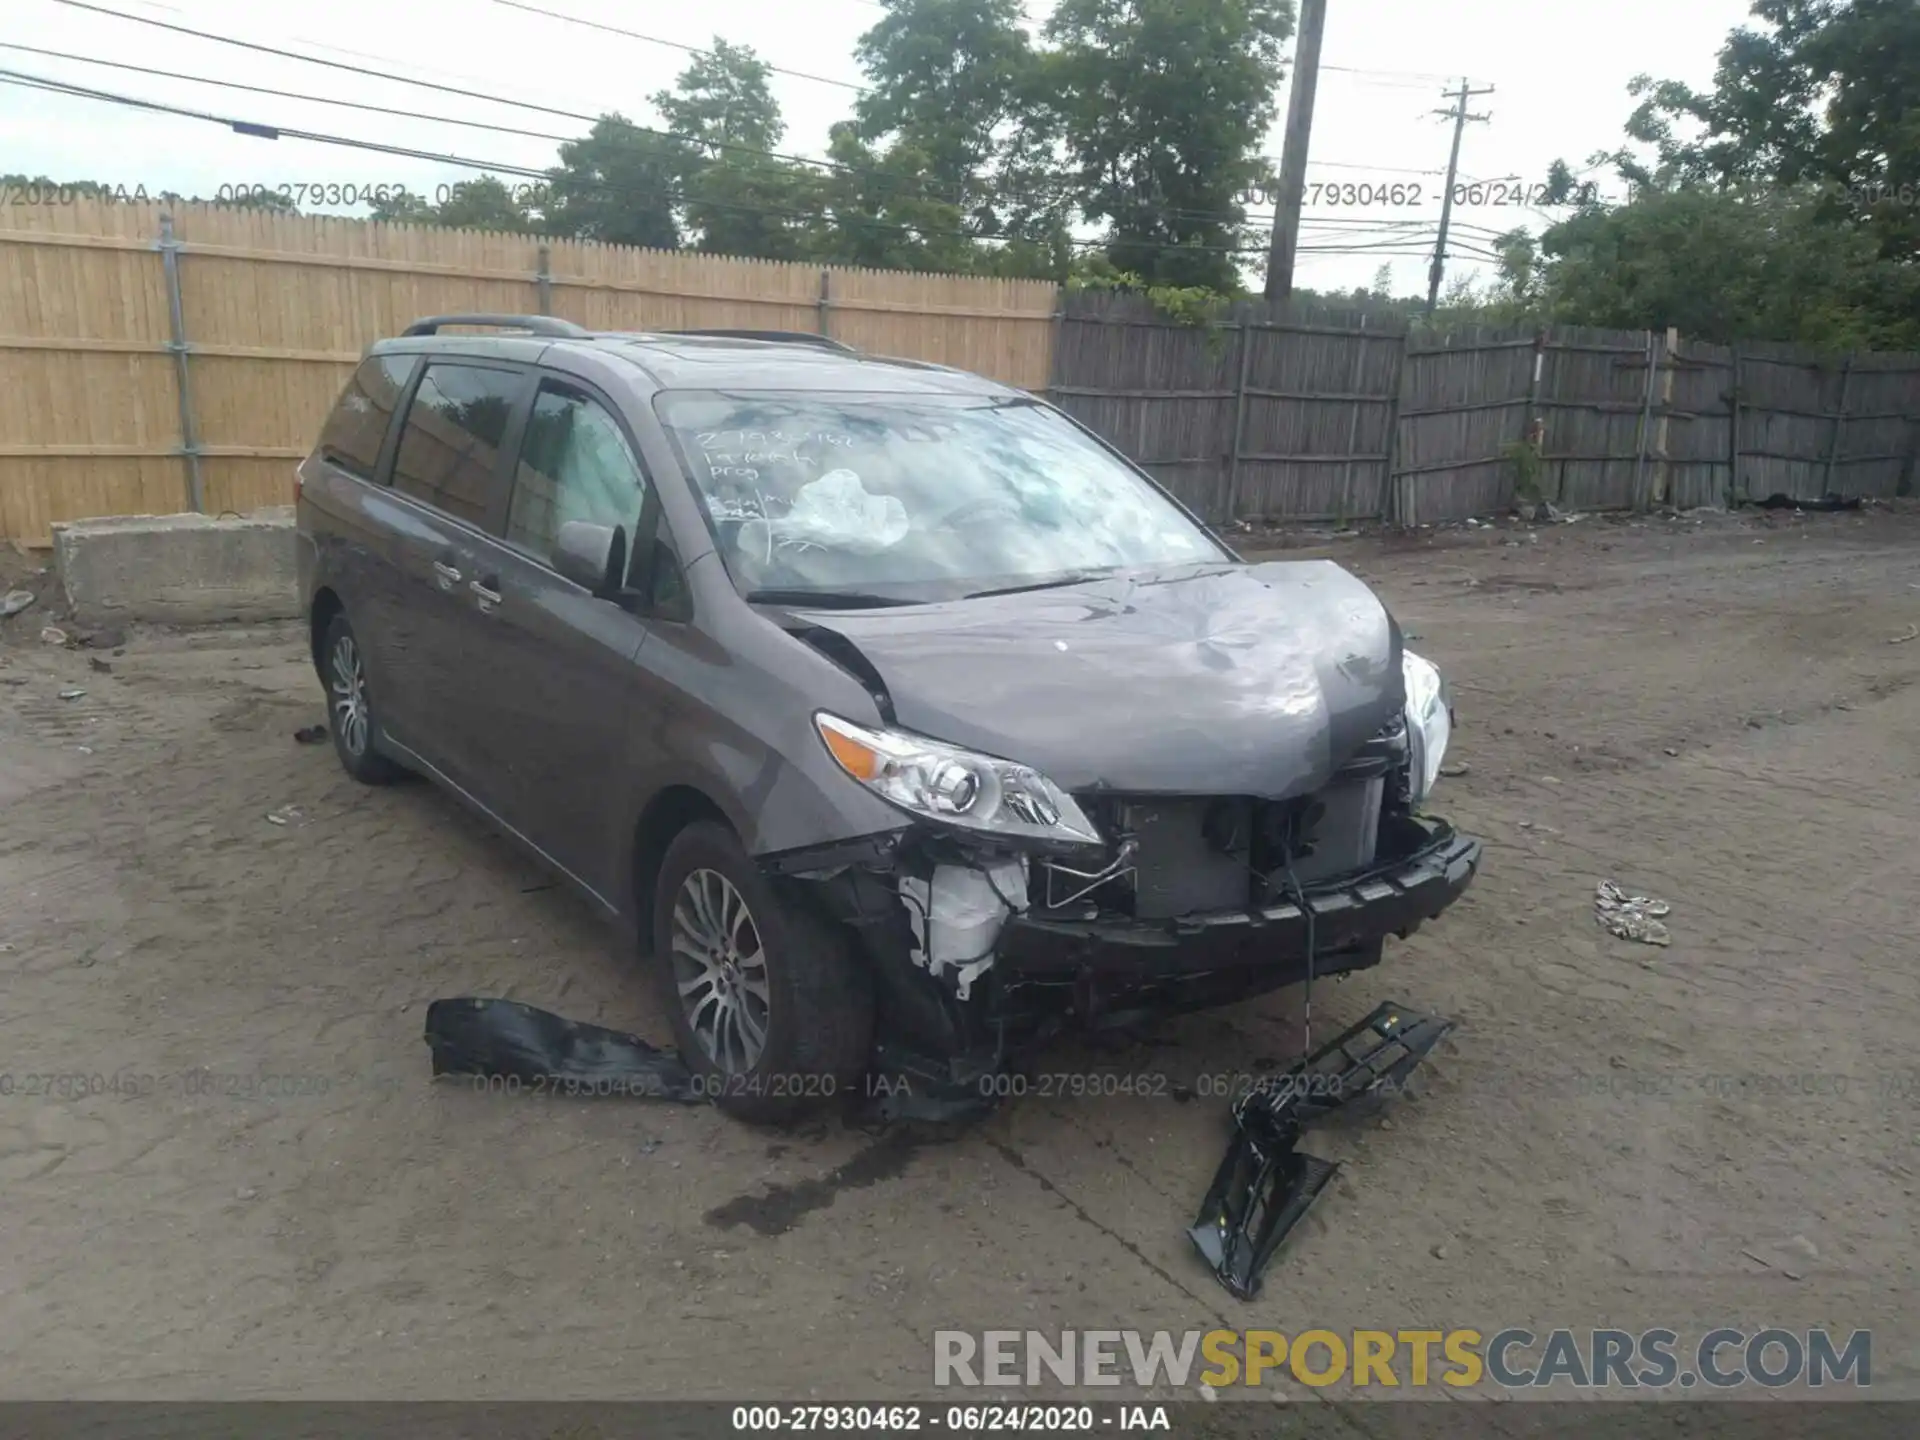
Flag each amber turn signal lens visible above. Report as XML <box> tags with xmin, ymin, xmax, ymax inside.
<box><xmin>818</xmin><ymin>717</ymin><xmax>882</xmax><ymax>780</ymax></box>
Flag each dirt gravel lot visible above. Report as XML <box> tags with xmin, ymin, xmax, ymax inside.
<box><xmin>1</xmin><ymin>508</ymin><xmax>1917</xmax><ymax>1410</ymax></box>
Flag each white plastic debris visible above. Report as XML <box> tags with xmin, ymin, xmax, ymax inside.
<box><xmin>265</xmin><ymin>804</ymin><xmax>305</xmax><ymax>827</ymax></box>
<box><xmin>1595</xmin><ymin>880</ymin><xmax>1671</xmax><ymax>947</ymax></box>
<box><xmin>0</xmin><ymin>590</ymin><xmax>34</xmax><ymax>618</ymax></box>
<box><xmin>40</xmin><ymin>625</ymin><xmax>68</xmax><ymax>646</ymax></box>
<box><xmin>898</xmin><ymin>858</ymin><xmax>1028</xmax><ymax>1001</ymax></box>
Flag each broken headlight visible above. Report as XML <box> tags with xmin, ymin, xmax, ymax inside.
<box><xmin>815</xmin><ymin>712</ymin><xmax>1102</xmax><ymax>848</ymax></box>
<box><xmin>1402</xmin><ymin>650</ymin><xmax>1452</xmax><ymax>807</ymax></box>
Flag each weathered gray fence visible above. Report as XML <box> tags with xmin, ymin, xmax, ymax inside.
<box><xmin>1047</xmin><ymin>292</ymin><xmax>1920</xmax><ymax>525</ymax></box>
<box><xmin>1046</xmin><ymin>292</ymin><xmax>1404</xmax><ymax>523</ymax></box>
<box><xmin>1392</xmin><ymin>325</ymin><xmax>1534</xmax><ymax>524</ymax></box>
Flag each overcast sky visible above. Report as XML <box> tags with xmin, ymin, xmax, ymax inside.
<box><xmin>2</xmin><ymin>0</ymin><xmax>1756</xmax><ymax>295</ymax></box>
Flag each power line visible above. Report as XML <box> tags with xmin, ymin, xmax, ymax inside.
<box><xmin>1</xmin><ymin>66</ymin><xmax>1461</xmax><ymax>264</ymax></box>
<box><xmin>1325</xmin><ymin>73</ymin><xmax>1461</xmax><ymax>94</ymax></box>
<box><xmin>23</xmin><ymin>14</ymin><xmax>1430</xmax><ymax>234</ymax></box>
<box><xmin>0</xmin><ymin>40</ymin><xmax>589</xmax><ymax>144</ymax></box>
<box><xmin>45</xmin><ymin>0</ymin><xmax>1467</xmax><ymax>194</ymax></box>
<box><xmin>0</xmin><ymin>70</ymin><xmax>582</xmax><ymax>175</ymax></box>
<box><xmin>13</xmin><ymin>3</ymin><xmax>1088</xmax><ymax>224</ymax></box>
<box><xmin>32</xmin><ymin>0</ymin><xmax>1494</xmax><ymax>252</ymax></box>
<box><xmin>1320</xmin><ymin>63</ymin><xmax>1480</xmax><ymax>85</ymax></box>
<box><xmin>0</xmin><ymin>68</ymin><xmax>1025</xmax><ymax>247</ymax></box>
<box><xmin>45</xmin><ymin>0</ymin><xmax>628</xmax><ymax>127</ymax></box>
<box><xmin>1297</xmin><ymin>160</ymin><xmax>1445</xmax><ymax>177</ymax></box>
<box><xmin>37</xmin><ymin>3</ymin><xmax>1051</xmax><ymax>216</ymax></box>
<box><xmin>47</xmin><ymin>0</ymin><xmax>1495</xmax><ymax>245</ymax></box>
<box><xmin>484</xmin><ymin>0</ymin><xmax>866</xmax><ymax>94</ymax></box>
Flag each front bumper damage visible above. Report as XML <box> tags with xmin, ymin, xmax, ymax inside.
<box><xmin>994</xmin><ymin>818</ymin><xmax>1479</xmax><ymax>1018</ymax></box>
<box><xmin>762</xmin><ymin>808</ymin><xmax>1482</xmax><ymax>1107</ymax></box>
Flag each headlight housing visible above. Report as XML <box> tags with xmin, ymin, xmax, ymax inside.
<box><xmin>1402</xmin><ymin>650</ymin><xmax>1453</xmax><ymax>807</ymax></box>
<box><xmin>815</xmin><ymin>712</ymin><xmax>1102</xmax><ymax>848</ymax></box>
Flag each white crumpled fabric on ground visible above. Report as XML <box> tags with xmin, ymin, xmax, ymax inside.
<box><xmin>1595</xmin><ymin>880</ymin><xmax>1671</xmax><ymax>946</ymax></box>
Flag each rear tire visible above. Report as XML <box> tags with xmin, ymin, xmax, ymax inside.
<box><xmin>320</xmin><ymin>612</ymin><xmax>402</xmax><ymax>786</ymax></box>
<box><xmin>652</xmin><ymin>820</ymin><xmax>872</xmax><ymax>1124</ymax></box>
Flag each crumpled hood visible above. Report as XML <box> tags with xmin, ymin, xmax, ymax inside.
<box><xmin>795</xmin><ymin>561</ymin><xmax>1405</xmax><ymax>798</ymax></box>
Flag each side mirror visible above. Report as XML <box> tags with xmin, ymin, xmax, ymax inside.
<box><xmin>552</xmin><ymin>520</ymin><xmax>626</xmax><ymax>598</ymax></box>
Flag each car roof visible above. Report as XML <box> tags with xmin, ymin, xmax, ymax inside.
<box><xmin>368</xmin><ymin>325</ymin><xmax>1015</xmax><ymax>399</ymax></box>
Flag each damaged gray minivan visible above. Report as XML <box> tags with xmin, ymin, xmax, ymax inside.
<box><xmin>297</xmin><ymin>316</ymin><xmax>1481</xmax><ymax>1120</ymax></box>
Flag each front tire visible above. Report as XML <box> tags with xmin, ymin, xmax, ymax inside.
<box><xmin>652</xmin><ymin>820</ymin><xmax>872</xmax><ymax>1124</ymax></box>
<box><xmin>321</xmin><ymin>613</ymin><xmax>401</xmax><ymax>786</ymax></box>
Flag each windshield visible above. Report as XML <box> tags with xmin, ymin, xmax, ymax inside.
<box><xmin>655</xmin><ymin>392</ymin><xmax>1229</xmax><ymax>602</ymax></box>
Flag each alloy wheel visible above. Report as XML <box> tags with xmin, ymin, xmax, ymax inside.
<box><xmin>669</xmin><ymin>867</ymin><xmax>772</xmax><ymax>1073</ymax></box>
<box><xmin>329</xmin><ymin>633</ymin><xmax>370</xmax><ymax>757</ymax></box>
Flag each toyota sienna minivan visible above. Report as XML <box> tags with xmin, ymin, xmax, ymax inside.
<box><xmin>297</xmin><ymin>315</ymin><xmax>1480</xmax><ymax>1119</ymax></box>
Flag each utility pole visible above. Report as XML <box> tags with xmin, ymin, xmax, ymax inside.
<box><xmin>1425</xmin><ymin>79</ymin><xmax>1494</xmax><ymax>315</ymax></box>
<box><xmin>1264</xmin><ymin>0</ymin><xmax>1328</xmax><ymax>306</ymax></box>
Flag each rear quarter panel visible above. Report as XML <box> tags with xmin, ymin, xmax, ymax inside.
<box><xmin>297</xmin><ymin>457</ymin><xmax>402</xmax><ymax>691</ymax></box>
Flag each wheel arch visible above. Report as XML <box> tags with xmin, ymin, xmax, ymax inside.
<box><xmin>309</xmin><ymin>586</ymin><xmax>344</xmax><ymax>677</ymax></box>
<box><xmin>628</xmin><ymin>785</ymin><xmax>734</xmax><ymax>945</ymax></box>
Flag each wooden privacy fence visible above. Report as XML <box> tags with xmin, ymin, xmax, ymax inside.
<box><xmin>0</xmin><ymin>201</ymin><xmax>1057</xmax><ymax>544</ymax></box>
<box><xmin>6</xmin><ymin>201</ymin><xmax>1920</xmax><ymax>544</ymax></box>
<box><xmin>1047</xmin><ymin>293</ymin><xmax>1920</xmax><ymax>526</ymax></box>
<box><xmin>1046</xmin><ymin>291</ymin><xmax>1405</xmax><ymax>523</ymax></box>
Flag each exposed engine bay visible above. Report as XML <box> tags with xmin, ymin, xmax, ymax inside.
<box><xmin>763</xmin><ymin>706</ymin><xmax>1475</xmax><ymax>1109</ymax></box>
<box><xmin>1031</xmin><ymin>715</ymin><xmax>1408</xmax><ymax>920</ymax></box>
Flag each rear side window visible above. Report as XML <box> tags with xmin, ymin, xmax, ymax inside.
<box><xmin>391</xmin><ymin>362</ymin><xmax>523</xmax><ymax>526</ymax></box>
<box><xmin>315</xmin><ymin>354</ymin><xmax>415</xmax><ymax>478</ymax></box>
<box><xmin>505</xmin><ymin>385</ymin><xmax>650</xmax><ymax>559</ymax></box>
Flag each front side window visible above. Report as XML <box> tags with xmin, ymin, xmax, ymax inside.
<box><xmin>391</xmin><ymin>362</ymin><xmax>522</xmax><ymax>526</ymax></box>
<box><xmin>654</xmin><ymin>392</ymin><xmax>1226</xmax><ymax>602</ymax></box>
<box><xmin>505</xmin><ymin>386</ymin><xmax>649</xmax><ymax>559</ymax></box>
<box><xmin>315</xmin><ymin>354</ymin><xmax>415</xmax><ymax>478</ymax></box>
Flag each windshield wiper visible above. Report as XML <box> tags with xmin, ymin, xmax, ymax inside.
<box><xmin>963</xmin><ymin>571</ymin><xmax>1112</xmax><ymax>600</ymax></box>
<box><xmin>744</xmin><ymin>588</ymin><xmax>918</xmax><ymax>609</ymax></box>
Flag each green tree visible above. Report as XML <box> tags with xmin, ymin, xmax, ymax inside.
<box><xmin>855</xmin><ymin>0</ymin><xmax>1033</xmax><ymax>188</ymax></box>
<box><xmin>1534</xmin><ymin>186</ymin><xmax>1907</xmax><ymax>347</ymax></box>
<box><xmin>1525</xmin><ymin>0</ymin><xmax>1920</xmax><ymax>346</ymax></box>
<box><xmin>370</xmin><ymin>176</ymin><xmax>535</xmax><ymax>231</ymax></box>
<box><xmin>543</xmin><ymin>115</ymin><xmax>685</xmax><ymax>250</ymax></box>
<box><xmin>1040</xmin><ymin>0</ymin><xmax>1293</xmax><ymax>291</ymax></box>
<box><xmin>807</xmin><ymin>123</ymin><xmax>983</xmax><ymax>272</ymax></box>
<box><xmin>682</xmin><ymin>152</ymin><xmax>821</xmax><ymax>260</ymax></box>
<box><xmin>1624</xmin><ymin>0</ymin><xmax>1920</xmax><ymax>264</ymax></box>
<box><xmin>844</xmin><ymin>0</ymin><xmax>1070</xmax><ymax>276</ymax></box>
<box><xmin>651</xmin><ymin>40</ymin><xmax>817</xmax><ymax>260</ymax></box>
<box><xmin>653</xmin><ymin>38</ymin><xmax>785</xmax><ymax>153</ymax></box>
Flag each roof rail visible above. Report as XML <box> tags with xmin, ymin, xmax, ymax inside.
<box><xmin>664</xmin><ymin>329</ymin><xmax>857</xmax><ymax>354</ymax></box>
<box><xmin>401</xmin><ymin>314</ymin><xmax>591</xmax><ymax>338</ymax></box>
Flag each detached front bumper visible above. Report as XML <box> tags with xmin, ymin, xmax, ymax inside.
<box><xmin>995</xmin><ymin>818</ymin><xmax>1480</xmax><ymax>1002</ymax></box>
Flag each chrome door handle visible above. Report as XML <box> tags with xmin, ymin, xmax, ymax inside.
<box><xmin>470</xmin><ymin>580</ymin><xmax>502</xmax><ymax>611</ymax></box>
<box><xmin>432</xmin><ymin>560</ymin><xmax>462</xmax><ymax>590</ymax></box>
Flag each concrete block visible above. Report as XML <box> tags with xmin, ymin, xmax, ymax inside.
<box><xmin>52</xmin><ymin>508</ymin><xmax>298</xmax><ymax>625</ymax></box>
